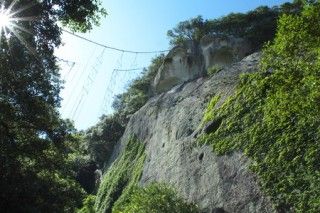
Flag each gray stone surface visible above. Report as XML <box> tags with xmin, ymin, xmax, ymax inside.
<box><xmin>106</xmin><ymin>52</ymin><xmax>274</xmax><ymax>213</ymax></box>
<box><xmin>153</xmin><ymin>36</ymin><xmax>253</xmax><ymax>94</ymax></box>
<box><xmin>153</xmin><ymin>41</ymin><xmax>205</xmax><ymax>93</ymax></box>
<box><xmin>200</xmin><ymin>35</ymin><xmax>253</xmax><ymax>70</ymax></box>
<box><xmin>202</xmin><ymin>118</ymin><xmax>223</xmax><ymax>134</ymax></box>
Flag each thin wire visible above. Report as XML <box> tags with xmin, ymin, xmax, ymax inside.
<box><xmin>100</xmin><ymin>51</ymin><xmax>124</xmax><ymax>114</ymax></box>
<box><xmin>113</xmin><ymin>67</ymin><xmax>145</xmax><ymax>72</ymax></box>
<box><xmin>56</xmin><ymin>57</ymin><xmax>76</xmax><ymax>65</ymax></box>
<box><xmin>56</xmin><ymin>57</ymin><xmax>76</xmax><ymax>80</ymax></box>
<box><xmin>63</xmin><ymin>46</ymin><xmax>97</xmax><ymax>116</ymax></box>
<box><xmin>62</xmin><ymin>29</ymin><xmax>170</xmax><ymax>54</ymax></box>
<box><xmin>130</xmin><ymin>53</ymin><xmax>138</xmax><ymax>68</ymax></box>
<box><xmin>73</xmin><ymin>48</ymin><xmax>106</xmax><ymax>121</ymax></box>
<box><xmin>60</xmin><ymin>61</ymin><xmax>75</xmax><ymax>80</ymax></box>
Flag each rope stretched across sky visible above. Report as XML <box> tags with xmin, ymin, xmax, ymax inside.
<box><xmin>113</xmin><ymin>67</ymin><xmax>145</xmax><ymax>72</ymax></box>
<box><xmin>62</xmin><ymin>29</ymin><xmax>170</xmax><ymax>54</ymax></box>
<box><xmin>60</xmin><ymin>29</ymin><xmax>169</xmax><ymax>122</ymax></box>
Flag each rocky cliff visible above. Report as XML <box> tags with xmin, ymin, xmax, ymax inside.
<box><xmin>153</xmin><ymin>35</ymin><xmax>252</xmax><ymax>94</ymax></box>
<box><xmin>100</xmin><ymin>52</ymin><xmax>274</xmax><ymax>212</ymax></box>
<box><xmin>91</xmin><ymin>4</ymin><xmax>320</xmax><ymax>212</ymax></box>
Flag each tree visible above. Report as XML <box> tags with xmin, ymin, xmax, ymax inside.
<box><xmin>167</xmin><ymin>15</ymin><xmax>211</xmax><ymax>46</ymax></box>
<box><xmin>0</xmin><ymin>0</ymin><xmax>105</xmax><ymax>211</ymax></box>
<box><xmin>85</xmin><ymin>114</ymin><xmax>125</xmax><ymax>168</ymax></box>
<box><xmin>167</xmin><ymin>2</ymin><xmax>304</xmax><ymax>50</ymax></box>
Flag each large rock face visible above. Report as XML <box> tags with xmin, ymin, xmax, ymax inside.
<box><xmin>200</xmin><ymin>35</ymin><xmax>252</xmax><ymax>70</ymax></box>
<box><xmin>153</xmin><ymin>41</ymin><xmax>205</xmax><ymax>93</ymax></box>
<box><xmin>153</xmin><ymin>35</ymin><xmax>253</xmax><ymax>94</ymax></box>
<box><xmin>107</xmin><ymin>52</ymin><xmax>274</xmax><ymax>212</ymax></box>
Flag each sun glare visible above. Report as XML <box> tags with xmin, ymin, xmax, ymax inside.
<box><xmin>0</xmin><ymin>12</ymin><xmax>10</xmax><ymax>28</ymax></box>
<box><xmin>0</xmin><ymin>1</ymin><xmax>36</xmax><ymax>54</ymax></box>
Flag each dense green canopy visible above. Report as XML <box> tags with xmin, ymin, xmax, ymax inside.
<box><xmin>167</xmin><ymin>1</ymin><xmax>304</xmax><ymax>49</ymax></box>
<box><xmin>0</xmin><ymin>0</ymin><xmax>105</xmax><ymax>211</ymax></box>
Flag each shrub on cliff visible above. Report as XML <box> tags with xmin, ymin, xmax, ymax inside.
<box><xmin>77</xmin><ymin>195</ymin><xmax>96</xmax><ymax>213</ymax></box>
<box><xmin>117</xmin><ymin>183</ymin><xmax>199</xmax><ymax>213</ymax></box>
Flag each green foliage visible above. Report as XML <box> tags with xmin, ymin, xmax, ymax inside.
<box><xmin>202</xmin><ymin>95</ymin><xmax>220</xmax><ymax>125</ymax></box>
<box><xmin>66</xmin><ymin>132</ymin><xmax>91</xmax><ymax>173</ymax></box>
<box><xmin>77</xmin><ymin>195</ymin><xmax>97</xmax><ymax>213</ymax></box>
<box><xmin>207</xmin><ymin>65</ymin><xmax>223</xmax><ymax>76</ymax></box>
<box><xmin>0</xmin><ymin>0</ymin><xmax>105</xmax><ymax>211</ymax></box>
<box><xmin>168</xmin><ymin>2</ymin><xmax>304</xmax><ymax>49</ymax></box>
<box><xmin>200</xmin><ymin>3</ymin><xmax>320</xmax><ymax>212</ymax></box>
<box><xmin>118</xmin><ymin>183</ymin><xmax>199</xmax><ymax>213</ymax></box>
<box><xmin>55</xmin><ymin>0</ymin><xmax>107</xmax><ymax>32</ymax></box>
<box><xmin>94</xmin><ymin>136</ymin><xmax>146</xmax><ymax>213</ymax></box>
<box><xmin>112</xmin><ymin>54</ymin><xmax>165</xmax><ymax>124</ymax></box>
<box><xmin>85</xmin><ymin>114</ymin><xmax>125</xmax><ymax>168</ymax></box>
<box><xmin>167</xmin><ymin>15</ymin><xmax>212</xmax><ymax>46</ymax></box>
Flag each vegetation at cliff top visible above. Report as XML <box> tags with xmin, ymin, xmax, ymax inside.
<box><xmin>167</xmin><ymin>1</ymin><xmax>304</xmax><ymax>49</ymax></box>
<box><xmin>201</xmin><ymin>2</ymin><xmax>320</xmax><ymax>212</ymax></box>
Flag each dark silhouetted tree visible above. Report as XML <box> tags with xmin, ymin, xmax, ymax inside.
<box><xmin>0</xmin><ymin>0</ymin><xmax>106</xmax><ymax>211</ymax></box>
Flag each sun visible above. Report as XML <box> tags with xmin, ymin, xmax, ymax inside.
<box><xmin>0</xmin><ymin>1</ymin><xmax>36</xmax><ymax>53</ymax></box>
<box><xmin>0</xmin><ymin>12</ymin><xmax>10</xmax><ymax>28</ymax></box>
<box><xmin>0</xmin><ymin>3</ymin><xmax>12</xmax><ymax>31</ymax></box>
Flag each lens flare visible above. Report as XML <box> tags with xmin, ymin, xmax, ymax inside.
<box><xmin>0</xmin><ymin>1</ymin><xmax>36</xmax><ymax>54</ymax></box>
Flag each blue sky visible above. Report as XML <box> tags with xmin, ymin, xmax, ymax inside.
<box><xmin>55</xmin><ymin>0</ymin><xmax>290</xmax><ymax>130</ymax></box>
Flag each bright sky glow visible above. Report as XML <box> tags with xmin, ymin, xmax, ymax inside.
<box><xmin>0</xmin><ymin>12</ymin><xmax>10</xmax><ymax>28</ymax></box>
<box><xmin>0</xmin><ymin>4</ymin><xmax>12</xmax><ymax>38</ymax></box>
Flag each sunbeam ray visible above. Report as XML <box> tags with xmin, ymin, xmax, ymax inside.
<box><xmin>11</xmin><ymin>27</ymin><xmax>37</xmax><ymax>56</ymax></box>
<box><xmin>5</xmin><ymin>0</ymin><xmax>18</xmax><ymax>15</ymax></box>
<box><xmin>11</xmin><ymin>16</ymin><xmax>36</xmax><ymax>22</ymax></box>
<box><xmin>0</xmin><ymin>26</ymin><xmax>2</xmax><ymax>43</ymax></box>
<box><xmin>10</xmin><ymin>22</ymin><xmax>32</xmax><ymax>34</ymax></box>
<box><xmin>3</xmin><ymin>26</ymin><xmax>8</xmax><ymax>38</ymax></box>
<box><xmin>9</xmin><ymin>2</ymin><xmax>36</xmax><ymax>17</ymax></box>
